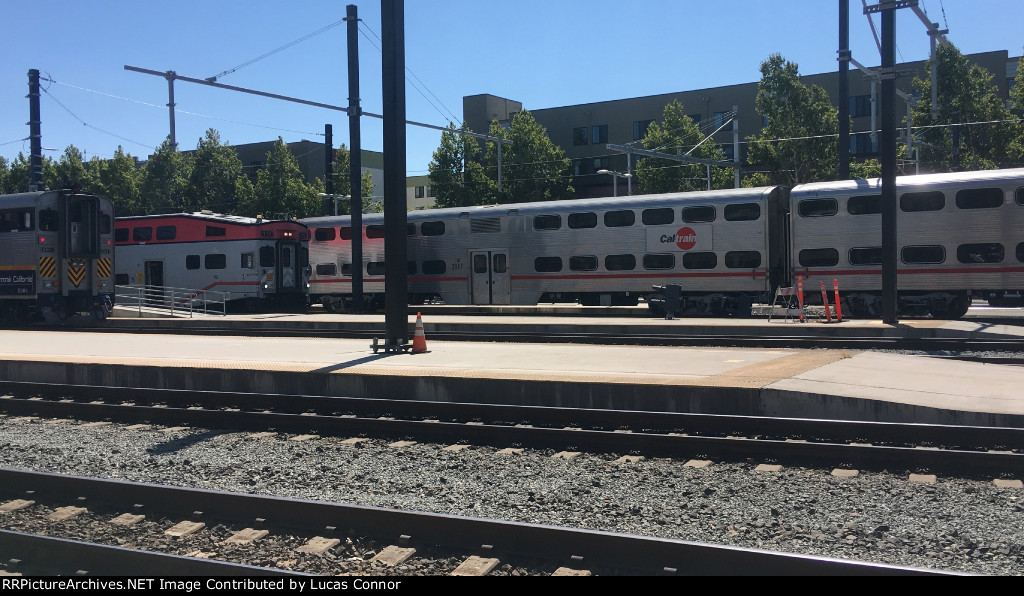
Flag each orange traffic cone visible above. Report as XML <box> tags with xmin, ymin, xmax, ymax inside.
<box><xmin>411</xmin><ymin>312</ymin><xmax>429</xmax><ymax>354</ymax></box>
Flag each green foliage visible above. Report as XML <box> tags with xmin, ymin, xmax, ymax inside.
<box><xmin>910</xmin><ymin>44</ymin><xmax>1017</xmax><ymax>171</ymax></box>
<box><xmin>849</xmin><ymin>158</ymin><xmax>882</xmax><ymax>179</ymax></box>
<box><xmin>635</xmin><ymin>100</ymin><xmax>732</xmax><ymax>194</ymax></box>
<box><xmin>45</xmin><ymin>146</ymin><xmax>92</xmax><ymax>191</ymax></box>
<box><xmin>184</xmin><ymin>129</ymin><xmax>243</xmax><ymax>213</ymax></box>
<box><xmin>746</xmin><ymin>53</ymin><xmax>839</xmax><ymax>185</ymax></box>
<box><xmin>324</xmin><ymin>144</ymin><xmax>377</xmax><ymax>215</ymax></box>
<box><xmin>93</xmin><ymin>147</ymin><xmax>142</xmax><ymax>216</ymax></box>
<box><xmin>140</xmin><ymin>138</ymin><xmax>193</xmax><ymax>215</ymax></box>
<box><xmin>235</xmin><ymin>138</ymin><xmax>320</xmax><ymax>220</ymax></box>
<box><xmin>428</xmin><ymin>123</ymin><xmax>495</xmax><ymax>208</ymax></box>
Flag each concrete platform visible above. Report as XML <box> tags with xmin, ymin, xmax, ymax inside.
<box><xmin>0</xmin><ymin>328</ymin><xmax>1022</xmax><ymax>428</ymax></box>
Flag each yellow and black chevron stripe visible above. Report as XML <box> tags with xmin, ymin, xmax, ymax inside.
<box><xmin>68</xmin><ymin>258</ymin><xmax>87</xmax><ymax>288</ymax></box>
<box><xmin>38</xmin><ymin>257</ymin><xmax>56</xmax><ymax>278</ymax></box>
<box><xmin>96</xmin><ymin>258</ymin><xmax>112</xmax><ymax>279</ymax></box>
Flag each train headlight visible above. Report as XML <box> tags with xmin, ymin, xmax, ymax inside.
<box><xmin>264</xmin><ymin>284</ymin><xmax>270</xmax><ymax>289</ymax></box>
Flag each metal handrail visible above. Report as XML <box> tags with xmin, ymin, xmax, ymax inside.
<box><xmin>114</xmin><ymin>285</ymin><xmax>228</xmax><ymax>318</ymax></box>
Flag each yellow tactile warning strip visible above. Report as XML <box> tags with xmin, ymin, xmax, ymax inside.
<box><xmin>0</xmin><ymin>349</ymin><xmax>854</xmax><ymax>389</ymax></box>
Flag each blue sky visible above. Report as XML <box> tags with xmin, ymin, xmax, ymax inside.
<box><xmin>2</xmin><ymin>1</ymin><xmax>1020</xmax><ymax>177</ymax></box>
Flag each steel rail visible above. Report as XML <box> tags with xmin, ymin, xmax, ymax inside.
<box><xmin>0</xmin><ymin>468</ymin><xmax>948</xmax><ymax>576</ymax></box>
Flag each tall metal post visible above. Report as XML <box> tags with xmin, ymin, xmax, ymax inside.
<box><xmin>732</xmin><ymin>105</ymin><xmax>740</xmax><ymax>188</ymax></box>
<box><xmin>27</xmin><ymin>69</ymin><xmax>43</xmax><ymax>191</ymax></box>
<box><xmin>347</xmin><ymin>4</ymin><xmax>365</xmax><ymax>312</ymax></box>
<box><xmin>325</xmin><ymin>124</ymin><xmax>334</xmax><ymax>213</ymax></box>
<box><xmin>381</xmin><ymin>0</ymin><xmax>408</xmax><ymax>349</ymax></box>
<box><xmin>165</xmin><ymin>71</ymin><xmax>177</xmax><ymax>150</ymax></box>
<box><xmin>839</xmin><ymin>0</ymin><xmax>851</xmax><ymax>179</ymax></box>
<box><xmin>880</xmin><ymin>3</ymin><xmax>898</xmax><ymax>324</ymax></box>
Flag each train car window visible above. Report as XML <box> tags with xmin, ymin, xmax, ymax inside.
<box><xmin>957</xmin><ymin>243</ymin><xmax>1004</xmax><ymax>264</ymax></box>
<box><xmin>682</xmin><ymin>252</ymin><xmax>718</xmax><ymax>270</ymax></box>
<box><xmin>798</xmin><ymin>199</ymin><xmax>838</xmax><ymax>217</ymax></box>
<box><xmin>339</xmin><ymin>227</ymin><xmax>353</xmax><ymax>240</ymax></box>
<box><xmin>493</xmin><ymin>254</ymin><xmax>507</xmax><ymax>274</ymax></box>
<box><xmin>1</xmin><ymin>210</ymin><xmax>34</xmax><ymax>232</ymax></box>
<box><xmin>724</xmin><ymin>203</ymin><xmax>760</xmax><ymax>221</ymax></box>
<box><xmin>1018</xmin><ymin>243</ymin><xmax>1024</xmax><ymax>263</ymax></box>
<box><xmin>643</xmin><ymin>254</ymin><xmax>675</xmax><ymax>270</ymax></box>
<box><xmin>367</xmin><ymin>262</ymin><xmax>386</xmax><ymax>276</ymax></box>
<box><xmin>114</xmin><ymin>228</ymin><xmax>129</xmax><ymax>242</ymax></box>
<box><xmin>847</xmin><ymin>195</ymin><xmax>882</xmax><ymax>215</ymax></box>
<box><xmin>956</xmin><ymin>188</ymin><xmax>1003</xmax><ymax>209</ymax></box>
<box><xmin>341</xmin><ymin>263</ymin><xmax>352</xmax><ymax>276</ymax></box>
<box><xmin>241</xmin><ymin>253</ymin><xmax>255</xmax><ymax>269</ymax></box>
<box><xmin>206</xmin><ymin>226</ymin><xmax>226</xmax><ymax>237</ymax></box>
<box><xmin>900</xmin><ymin>191</ymin><xmax>944</xmax><ymax>212</ymax></box>
<box><xmin>568</xmin><ymin>212</ymin><xmax>598</xmax><ymax>229</ymax></box>
<box><xmin>534</xmin><ymin>257</ymin><xmax>563</xmax><ymax>272</ymax></box>
<box><xmin>849</xmin><ymin>247</ymin><xmax>883</xmax><ymax>266</ymax></box>
<box><xmin>186</xmin><ymin>255</ymin><xmax>200</xmax><ymax>270</ymax></box>
<box><xmin>132</xmin><ymin>227</ymin><xmax>152</xmax><ymax>242</ymax></box>
<box><xmin>314</xmin><ymin>228</ymin><xmax>336</xmax><ymax>242</ymax></box>
<box><xmin>367</xmin><ymin>225</ymin><xmax>386</xmax><ymax>239</ymax></box>
<box><xmin>604</xmin><ymin>210</ymin><xmax>635</xmax><ymax>227</ymax></box>
<box><xmin>316</xmin><ymin>263</ymin><xmax>338</xmax><ymax>277</ymax></box>
<box><xmin>605</xmin><ymin>254</ymin><xmax>637</xmax><ymax>271</ymax></box>
<box><xmin>901</xmin><ymin>245</ymin><xmax>945</xmax><ymax>264</ymax></box>
<box><xmin>422</xmin><ymin>260</ymin><xmax>447</xmax><ymax>275</ymax></box>
<box><xmin>205</xmin><ymin>254</ymin><xmax>227</xmax><ymax>269</ymax></box>
<box><xmin>301</xmin><ymin>248</ymin><xmax>309</xmax><ymax>268</ymax></box>
<box><xmin>115</xmin><ymin>274</ymin><xmax>130</xmax><ymax>285</ymax></box>
<box><xmin>156</xmin><ymin>226</ymin><xmax>176</xmax><ymax>240</ymax></box>
<box><xmin>642</xmin><ymin>208</ymin><xmax>674</xmax><ymax>225</ymax></box>
<box><xmin>421</xmin><ymin>221</ymin><xmax>446</xmax><ymax>236</ymax></box>
<box><xmin>681</xmin><ymin>206</ymin><xmax>716</xmax><ymax>223</ymax></box>
<box><xmin>474</xmin><ymin>254</ymin><xmax>488</xmax><ymax>273</ymax></box>
<box><xmin>39</xmin><ymin>209</ymin><xmax>59</xmax><ymax>232</ymax></box>
<box><xmin>2</xmin><ymin>213</ymin><xmax>17</xmax><ymax>232</ymax></box>
<box><xmin>407</xmin><ymin>223</ymin><xmax>416</xmax><ymax>236</ymax></box>
<box><xmin>569</xmin><ymin>256</ymin><xmax>599</xmax><ymax>271</ymax></box>
<box><xmin>725</xmin><ymin>251</ymin><xmax>761</xmax><ymax>268</ymax></box>
<box><xmin>533</xmin><ymin>215</ymin><xmax>561</xmax><ymax>231</ymax></box>
<box><xmin>1017</xmin><ymin>188</ymin><xmax>1024</xmax><ymax>206</ymax></box>
<box><xmin>259</xmin><ymin>246</ymin><xmax>275</xmax><ymax>267</ymax></box>
<box><xmin>100</xmin><ymin>214</ymin><xmax>111</xmax><ymax>234</ymax></box>
<box><xmin>799</xmin><ymin>248</ymin><xmax>840</xmax><ymax>267</ymax></box>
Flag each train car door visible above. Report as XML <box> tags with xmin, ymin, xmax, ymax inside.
<box><xmin>470</xmin><ymin>250</ymin><xmax>510</xmax><ymax>305</ymax></box>
<box><xmin>277</xmin><ymin>241</ymin><xmax>303</xmax><ymax>293</ymax></box>
<box><xmin>144</xmin><ymin>261</ymin><xmax>164</xmax><ymax>302</ymax></box>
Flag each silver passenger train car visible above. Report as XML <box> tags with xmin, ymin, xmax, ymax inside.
<box><xmin>303</xmin><ymin>167</ymin><xmax>1024</xmax><ymax>319</ymax></box>
<box><xmin>114</xmin><ymin>212</ymin><xmax>311</xmax><ymax>311</ymax></box>
<box><xmin>791</xmin><ymin>168</ymin><xmax>1024</xmax><ymax>317</ymax></box>
<box><xmin>0</xmin><ymin>189</ymin><xmax>115</xmax><ymax>323</ymax></box>
<box><xmin>303</xmin><ymin>186</ymin><xmax>790</xmax><ymax>316</ymax></box>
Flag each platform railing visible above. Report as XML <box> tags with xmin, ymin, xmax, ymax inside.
<box><xmin>114</xmin><ymin>285</ymin><xmax>228</xmax><ymax>318</ymax></box>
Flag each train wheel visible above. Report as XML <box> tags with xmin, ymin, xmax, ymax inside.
<box><xmin>92</xmin><ymin>306</ymin><xmax>108</xmax><ymax>321</ymax></box>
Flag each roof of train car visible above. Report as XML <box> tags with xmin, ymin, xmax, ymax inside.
<box><xmin>0</xmin><ymin>190</ymin><xmax>112</xmax><ymax>207</ymax></box>
<box><xmin>115</xmin><ymin>211</ymin><xmax>308</xmax><ymax>228</ymax></box>
<box><xmin>302</xmin><ymin>186</ymin><xmax>780</xmax><ymax>226</ymax></box>
<box><xmin>790</xmin><ymin>167</ymin><xmax>1024</xmax><ymax>197</ymax></box>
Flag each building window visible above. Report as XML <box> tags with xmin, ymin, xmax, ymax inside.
<box><xmin>850</xmin><ymin>94</ymin><xmax>872</xmax><ymax>118</ymax></box>
<box><xmin>592</xmin><ymin>157</ymin><xmax>610</xmax><ymax>172</ymax></box>
<box><xmin>633</xmin><ymin>120</ymin><xmax>654</xmax><ymax>140</ymax></box>
<box><xmin>591</xmin><ymin>125</ymin><xmax>608</xmax><ymax>144</ymax></box>
<box><xmin>713</xmin><ymin>111</ymin><xmax>730</xmax><ymax>129</ymax></box>
<box><xmin>573</xmin><ymin>159</ymin><xmax>587</xmax><ymax>177</ymax></box>
<box><xmin>415</xmin><ymin>186</ymin><xmax>426</xmax><ymax>199</ymax></box>
<box><xmin>689</xmin><ymin>114</ymin><xmax>703</xmax><ymax>126</ymax></box>
<box><xmin>850</xmin><ymin>132</ymin><xmax>875</xmax><ymax>155</ymax></box>
<box><xmin>721</xmin><ymin>144</ymin><xmax>735</xmax><ymax>161</ymax></box>
<box><xmin>573</xmin><ymin>127</ymin><xmax>589</xmax><ymax>146</ymax></box>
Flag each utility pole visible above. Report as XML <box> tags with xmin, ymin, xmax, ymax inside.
<box><xmin>165</xmin><ymin>71</ymin><xmax>177</xmax><ymax>151</ymax></box>
<box><xmin>324</xmin><ymin>124</ymin><xmax>334</xmax><ymax>208</ymax></box>
<box><xmin>381</xmin><ymin>0</ymin><xmax>408</xmax><ymax>351</ymax></box>
<box><xmin>839</xmin><ymin>0</ymin><xmax>851</xmax><ymax>179</ymax></box>
<box><xmin>347</xmin><ymin>3</ymin><xmax>365</xmax><ymax>312</ymax></box>
<box><xmin>27</xmin><ymin>69</ymin><xmax>43</xmax><ymax>191</ymax></box>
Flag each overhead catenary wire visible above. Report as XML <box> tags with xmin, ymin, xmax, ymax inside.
<box><xmin>206</xmin><ymin>17</ymin><xmax>348</xmax><ymax>82</ymax></box>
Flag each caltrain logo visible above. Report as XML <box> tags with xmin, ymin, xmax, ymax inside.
<box><xmin>659</xmin><ymin>227</ymin><xmax>698</xmax><ymax>250</ymax></box>
<box><xmin>68</xmin><ymin>259</ymin><xmax>87</xmax><ymax>287</ymax></box>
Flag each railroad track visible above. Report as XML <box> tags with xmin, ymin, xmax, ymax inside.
<box><xmin>0</xmin><ymin>468</ymin><xmax>946</xmax><ymax>576</ymax></box>
<box><xmin>1</xmin><ymin>382</ymin><xmax>1021</xmax><ymax>481</ymax></box>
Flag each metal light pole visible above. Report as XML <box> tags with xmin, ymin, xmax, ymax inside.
<box><xmin>597</xmin><ymin>169</ymin><xmax>632</xmax><ymax>197</ymax></box>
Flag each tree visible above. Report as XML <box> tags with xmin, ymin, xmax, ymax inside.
<box><xmin>325</xmin><ymin>143</ymin><xmax>377</xmax><ymax>215</ymax></box>
<box><xmin>745</xmin><ymin>53</ymin><xmax>839</xmax><ymax>186</ymax></box>
<box><xmin>910</xmin><ymin>44</ymin><xmax>1017</xmax><ymax>171</ymax></box>
<box><xmin>428</xmin><ymin>124</ymin><xmax>495</xmax><ymax>208</ymax></box>
<box><xmin>0</xmin><ymin>157</ymin><xmax>9</xmax><ymax>194</ymax></box>
<box><xmin>236</xmin><ymin>138</ymin><xmax>320</xmax><ymax>219</ymax></box>
<box><xmin>94</xmin><ymin>147</ymin><xmax>142</xmax><ymax>216</ymax></box>
<box><xmin>44</xmin><ymin>146</ymin><xmax>93</xmax><ymax>191</ymax></box>
<box><xmin>184</xmin><ymin>129</ymin><xmax>244</xmax><ymax>213</ymax></box>
<box><xmin>491</xmin><ymin>111</ymin><xmax>574</xmax><ymax>204</ymax></box>
<box><xmin>635</xmin><ymin>100</ymin><xmax>732</xmax><ymax>194</ymax></box>
<box><xmin>140</xmin><ymin>139</ymin><xmax>193</xmax><ymax>214</ymax></box>
<box><xmin>1006</xmin><ymin>47</ymin><xmax>1024</xmax><ymax>167</ymax></box>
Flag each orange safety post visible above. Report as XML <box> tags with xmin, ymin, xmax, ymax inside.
<box><xmin>412</xmin><ymin>312</ymin><xmax>429</xmax><ymax>353</ymax></box>
<box><xmin>833</xmin><ymin>278</ymin><xmax>843</xmax><ymax>322</ymax></box>
<box><xmin>797</xmin><ymin>276</ymin><xmax>805</xmax><ymax>323</ymax></box>
<box><xmin>820</xmin><ymin>281</ymin><xmax>833</xmax><ymax>323</ymax></box>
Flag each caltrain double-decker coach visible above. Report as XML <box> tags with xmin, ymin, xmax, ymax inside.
<box><xmin>303</xmin><ymin>186</ymin><xmax>790</xmax><ymax>316</ymax></box>
<box><xmin>0</xmin><ymin>189</ymin><xmax>115</xmax><ymax>323</ymax></box>
<box><xmin>114</xmin><ymin>212</ymin><xmax>310</xmax><ymax>311</ymax></box>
